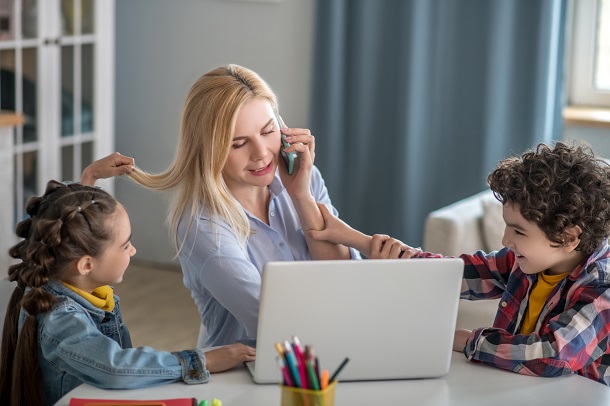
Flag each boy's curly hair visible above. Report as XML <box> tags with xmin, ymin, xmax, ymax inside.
<box><xmin>488</xmin><ymin>142</ymin><xmax>610</xmax><ymax>256</ymax></box>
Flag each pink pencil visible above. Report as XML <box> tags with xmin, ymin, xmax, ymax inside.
<box><xmin>276</xmin><ymin>356</ymin><xmax>294</xmax><ymax>387</ymax></box>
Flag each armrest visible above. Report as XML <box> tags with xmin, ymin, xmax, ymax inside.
<box><xmin>423</xmin><ymin>191</ymin><xmax>492</xmax><ymax>257</ymax></box>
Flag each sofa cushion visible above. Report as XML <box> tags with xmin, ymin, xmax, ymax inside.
<box><xmin>481</xmin><ymin>193</ymin><xmax>505</xmax><ymax>252</ymax></box>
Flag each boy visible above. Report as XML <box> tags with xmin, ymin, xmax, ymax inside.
<box><xmin>309</xmin><ymin>142</ymin><xmax>610</xmax><ymax>385</ymax></box>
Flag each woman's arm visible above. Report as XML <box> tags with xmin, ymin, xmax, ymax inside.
<box><xmin>278</xmin><ymin>127</ymin><xmax>350</xmax><ymax>260</ymax></box>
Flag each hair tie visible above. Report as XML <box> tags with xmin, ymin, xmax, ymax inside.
<box><xmin>77</xmin><ymin>206</ymin><xmax>82</xmax><ymax>212</ymax></box>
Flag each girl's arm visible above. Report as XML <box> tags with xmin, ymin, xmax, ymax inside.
<box><xmin>80</xmin><ymin>152</ymin><xmax>135</xmax><ymax>186</ymax></box>
<box><xmin>40</xmin><ymin>308</ymin><xmax>253</xmax><ymax>389</ymax></box>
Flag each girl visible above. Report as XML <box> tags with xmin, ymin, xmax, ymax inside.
<box><xmin>0</xmin><ymin>180</ymin><xmax>255</xmax><ymax>406</ymax></box>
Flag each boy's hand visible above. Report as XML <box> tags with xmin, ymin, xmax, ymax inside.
<box><xmin>204</xmin><ymin>343</ymin><xmax>256</xmax><ymax>373</ymax></box>
<box><xmin>81</xmin><ymin>152</ymin><xmax>135</xmax><ymax>186</ymax></box>
<box><xmin>453</xmin><ymin>329</ymin><xmax>472</xmax><ymax>352</ymax></box>
<box><xmin>370</xmin><ymin>234</ymin><xmax>418</xmax><ymax>259</ymax></box>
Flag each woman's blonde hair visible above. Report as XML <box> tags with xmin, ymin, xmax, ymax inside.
<box><xmin>129</xmin><ymin>64</ymin><xmax>278</xmax><ymax>252</ymax></box>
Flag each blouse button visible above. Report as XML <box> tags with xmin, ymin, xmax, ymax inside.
<box><xmin>270</xmin><ymin>211</ymin><xmax>275</xmax><ymax>217</ymax></box>
<box><xmin>279</xmin><ymin>242</ymin><xmax>285</xmax><ymax>248</ymax></box>
<box><xmin>500</xmin><ymin>301</ymin><xmax>507</xmax><ymax>308</ymax></box>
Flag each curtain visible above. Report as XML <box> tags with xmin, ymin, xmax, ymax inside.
<box><xmin>311</xmin><ymin>0</ymin><xmax>567</xmax><ymax>248</ymax></box>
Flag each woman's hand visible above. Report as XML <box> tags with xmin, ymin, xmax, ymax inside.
<box><xmin>277</xmin><ymin>118</ymin><xmax>316</xmax><ymax>201</ymax></box>
<box><xmin>81</xmin><ymin>152</ymin><xmax>135</xmax><ymax>186</ymax></box>
<box><xmin>204</xmin><ymin>343</ymin><xmax>256</xmax><ymax>373</ymax></box>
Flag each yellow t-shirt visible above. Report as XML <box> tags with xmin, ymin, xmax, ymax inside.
<box><xmin>62</xmin><ymin>282</ymin><xmax>115</xmax><ymax>312</ymax></box>
<box><xmin>520</xmin><ymin>271</ymin><xmax>569</xmax><ymax>334</ymax></box>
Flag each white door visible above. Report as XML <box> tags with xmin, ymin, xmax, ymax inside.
<box><xmin>0</xmin><ymin>0</ymin><xmax>114</xmax><ymax>225</ymax></box>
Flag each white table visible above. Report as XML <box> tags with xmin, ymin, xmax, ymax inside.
<box><xmin>55</xmin><ymin>352</ymin><xmax>610</xmax><ymax>406</ymax></box>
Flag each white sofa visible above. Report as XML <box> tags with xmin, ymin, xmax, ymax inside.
<box><xmin>423</xmin><ymin>190</ymin><xmax>504</xmax><ymax>330</ymax></box>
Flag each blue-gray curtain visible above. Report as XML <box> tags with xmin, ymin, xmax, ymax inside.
<box><xmin>311</xmin><ymin>0</ymin><xmax>567</xmax><ymax>248</ymax></box>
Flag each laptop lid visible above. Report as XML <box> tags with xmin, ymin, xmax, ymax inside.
<box><xmin>248</xmin><ymin>258</ymin><xmax>463</xmax><ymax>383</ymax></box>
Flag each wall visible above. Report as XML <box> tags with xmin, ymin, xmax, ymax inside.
<box><xmin>115</xmin><ymin>0</ymin><xmax>315</xmax><ymax>265</ymax></box>
<box><xmin>564</xmin><ymin>124</ymin><xmax>610</xmax><ymax>158</ymax></box>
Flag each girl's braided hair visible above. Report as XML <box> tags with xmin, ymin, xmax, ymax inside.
<box><xmin>0</xmin><ymin>180</ymin><xmax>118</xmax><ymax>406</ymax></box>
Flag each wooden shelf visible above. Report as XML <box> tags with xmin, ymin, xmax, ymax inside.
<box><xmin>0</xmin><ymin>111</ymin><xmax>24</xmax><ymax>127</ymax></box>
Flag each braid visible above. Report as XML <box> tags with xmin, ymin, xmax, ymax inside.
<box><xmin>0</xmin><ymin>180</ymin><xmax>118</xmax><ymax>405</ymax></box>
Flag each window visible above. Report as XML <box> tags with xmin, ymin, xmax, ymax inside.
<box><xmin>569</xmin><ymin>0</ymin><xmax>610</xmax><ymax>107</ymax></box>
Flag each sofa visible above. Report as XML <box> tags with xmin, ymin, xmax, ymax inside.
<box><xmin>423</xmin><ymin>190</ymin><xmax>504</xmax><ymax>330</ymax></box>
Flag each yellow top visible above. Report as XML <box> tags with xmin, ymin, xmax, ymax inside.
<box><xmin>520</xmin><ymin>271</ymin><xmax>569</xmax><ymax>334</ymax></box>
<box><xmin>62</xmin><ymin>282</ymin><xmax>116</xmax><ymax>311</ymax></box>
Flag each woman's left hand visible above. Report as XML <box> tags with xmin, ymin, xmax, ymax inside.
<box><xmin>277</xmin><ymin>118</ymin><xmax>316</xmax><ymax>201</ymax></box>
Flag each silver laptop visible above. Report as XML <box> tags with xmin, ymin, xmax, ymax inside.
<box><xmin>246</xmin><ymin>258</ymin><xmax>464</xmax><ymax>383</ymax></box>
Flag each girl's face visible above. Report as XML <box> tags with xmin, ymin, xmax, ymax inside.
<box><xmin>222</xmin><ymin>98</ymin><xmax>281</xmax><ymax>194</ymax></box>
<box><xmin>501</xmin><ymin>202</ymin><xmax>578</xmax><ymax>275</ymax></box>
<box><xmin>89</xmin><ymin>204</ymin><xmax>136</xmax><ymax>286</ymax></box>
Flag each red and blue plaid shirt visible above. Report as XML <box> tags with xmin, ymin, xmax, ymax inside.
<box><xmin>422</xmin><ymin>240</ymin><xmax>610</xmax><ymax>385</ymax></box>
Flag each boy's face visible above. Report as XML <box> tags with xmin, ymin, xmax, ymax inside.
<box><xmin>501</xmin><ymin>202</ymin><xmax>580</xmax><ymax>276</ymax></box>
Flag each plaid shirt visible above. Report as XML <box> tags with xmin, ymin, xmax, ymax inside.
<box><xmin>422</xmin><ymin>240</ymin><xmax>610</xmax><ymax>385</ymax></box>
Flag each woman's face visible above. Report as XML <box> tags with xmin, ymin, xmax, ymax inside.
<box><xmin>222</xmin><ymin>98</ymin><xmax>282</xmax><ymax>193</ymax></box>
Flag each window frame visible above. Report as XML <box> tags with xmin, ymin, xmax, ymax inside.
<box><xmin>568</xmin><ymin>0</ymin><xmax>610</xmax><ymax>107</ymax></box>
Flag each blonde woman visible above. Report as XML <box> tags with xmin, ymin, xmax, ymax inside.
<box><xmin>108</xmin><ymin>64</ymin><xmax>360</xmax><ymax>347</ymax></box>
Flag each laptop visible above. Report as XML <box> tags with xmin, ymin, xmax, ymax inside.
<box><xmin>246</xmin><ymin>258</ymin><xmax>464</xmax><ymax>383</ymax></box>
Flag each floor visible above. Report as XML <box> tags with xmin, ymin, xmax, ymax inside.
<box><xmin>113</xmin><ymin>261</ymin><xmax>201</xmax><ymax>352</ymax></box>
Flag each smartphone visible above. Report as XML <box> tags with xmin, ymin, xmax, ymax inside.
<box><xmin>277</xmin><ymin>116</ymin><xmax>297</xmax><ymax>175</ymax></box>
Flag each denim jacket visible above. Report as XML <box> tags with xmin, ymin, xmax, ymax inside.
<box><xmin>18</xmin><ymin>281</ymin><xmax>210</xmax><ymax>406</ymax></box>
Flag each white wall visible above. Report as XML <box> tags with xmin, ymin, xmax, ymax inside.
<box><xmin>115</xmin><ymin>0</ymin><xmax>315</xmax><ymax>265</ymax></box>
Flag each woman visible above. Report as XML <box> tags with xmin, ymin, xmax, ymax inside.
<box><xmin>125</xmin><ymin>64</ymin><xmax>360</xmax><ymax>346</ymax></box>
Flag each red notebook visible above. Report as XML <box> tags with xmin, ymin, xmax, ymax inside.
<box><xmin>69</xmin><ymin>398</ymin><xmax>197</xmax><ymax>406</ymax></box>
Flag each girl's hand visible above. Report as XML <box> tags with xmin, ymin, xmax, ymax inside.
<box><xmin>81</xmin><ymin>152</ymin><xmax>135</xmax><ymax>186</ymax></box>
<box><xmin>453</xmin><ymin>329</ymin><xmax>472</xmax><ymax>352</ymax></box>
<box><xmin>204</xmin><ymin>343</ymin><xmax>256</xmax><ymax>373</ymax></box>
<box><xmin>277</xmin><ymin>117</ymin><xmax>316</xmax><ymax>201</ymax></box>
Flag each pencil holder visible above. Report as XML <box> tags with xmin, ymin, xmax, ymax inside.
<box><xmin>280</xmin><ymin>381</ymin><xmax>337</xmax><ymax>406</ymax></box>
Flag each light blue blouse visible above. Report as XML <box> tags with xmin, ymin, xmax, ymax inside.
<box><xmin>178</xmin><ymin>166</ymin><xmax>360</xmax><ymax>347</ymax></box>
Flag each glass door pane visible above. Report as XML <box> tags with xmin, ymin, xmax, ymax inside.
<box><xmin>61</xmin><ymin>144</ymin><xmax>73</xmax><ymax>180</ymax></box>
<box><xmin>0</xmin><ymin>0</ymin><xmax>15</xmax><ymax>41</ymax></box>
<box><xmin>21</xmin><ymin>0</ymin><xmax>38</xmax><ymax>39</ymax></box>
<box><xmin>81</xmin><ymin>0</ymin><xmax>94</xmax><ymax>34</ymax></box>
<box><xmin>0</xmin><ymin>48</ymin><xmax>16</xmax><ymax>113</ymax></box>
<box><xmin>22</xmin><ymin>47</ymin><xmax>37</xmax><ymax>142</ymax></box>
<box><xmin>61</xmin><ymin>44</ymin><xmax>74</xmax><ymax>137</ymax></box>
<box><xmin>81</xmin><ymin>42</ymin><xmax>93</xmax><ymax>132</ymax></box>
